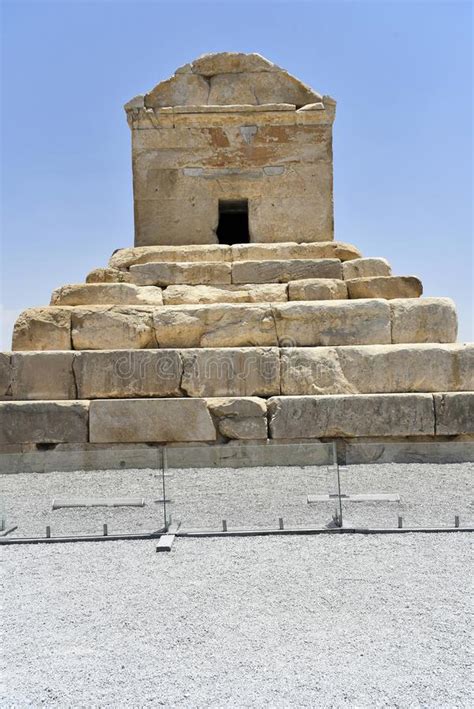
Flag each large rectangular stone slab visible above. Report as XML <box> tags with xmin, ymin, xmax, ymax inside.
<box><xmin>89</xmin><ymin>398</ymin><xmax>216</xmax><ymax>442</ymax></box>
<box><xmin>12</xmin><ymin>308</ymin><xmax>72</xmax><ymax>351</ymax></box>
<box><xmin>273</xmin><ymin>300</ymin><xmax>391</xmax><ymax>346</ymax></box>
<box><xmin>0</xmin><ymin>353</ymin><xmax>12</xmax><ymax>399</ymax></box>
<box><xmin>390</xmin><ymin>298</ymin><xmax>458</xmax><ymax>343</ymax></box>
<box><xmin>207</xmin><ymin>397</ymin><xmax>268</xmax><ymax>439</ymax></box>
<box><xmin>51</xmin><ymin>283</ymin><xmax>163</xmax><ymax>306</ymax></box>
<box><xmin>11</xmin><ymin>352</ymin><xmax>76</xmax><ymax>400</ymax></box>
<box><xmin>268</xmin><ymin>394</ymin><xmax>435</xmax><ymax>438</ymax></box>
<box><xmin>232</xmin><ymin>259</ymin><xmax>342</xmax><ymax>284</ymax></box>
<box><xmin>71</xmin><ymin>307</ymin><xmax>156</xmax><ymax>350</ymax></box>
<box><xmin>129</xmin><ymin>262</ymin><xmax>232</xmax><ymax>286</ymax></box>
<box><xmin>434</xmin><ymin>393</ymin><xmax>474</xmax><ymax>435</ymax></box>
<box><xmin>109</xmin><ymin>244</ymin><xmax>232</xmax><ymax>269</ymax></box>
<box><xmin>346</xmin><ymin>276</ymin><xmax>422</xmax><ymax>300</ymax></box>
<box><xmin>0</xmin><ymin>401</ymin><xmax>89</xmax><ymax>444</ymax></box>
<box><xmin>73</xmin><ymin>350</ymin><xmax>183</xmax><ymax>398</ymax></box>
<box><xmin>181</xmin><ymin>348</ymin><xmax>280</xmax><ymax>397</ymax></box>
<box><xmin>163</xmin><ymin>283</ymin><xmax>287</xmax><ymax>305</ymax></box>
<box><xmin>231</xmin><ymin>241</ymin><xmax>361</xmax><ymax>262</ymax></box>
<box><xmin>280</xmin><ymin>344</ymin><xmax>474</xmax><ymax>395</ymax></box>
<box><xmin>153</xmin><ymin>304</ymin><xmax>278</xmax><ymax>347</ymax></box>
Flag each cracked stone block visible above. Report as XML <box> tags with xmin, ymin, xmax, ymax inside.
<box><xmin>73</xmin><ymin>350</ymin><xmax>183</xmax><ymax>398</ymax></box>
<box><xmin>86</xmin><ymin>267</ymin><xmax>132</xmax><ymax>283</ymax></box>
<box><xmin>89</xmin><ymin>398</ymin><xmax>216</xmax><ymax>443</ymax></box>
<box><xmin>0</xmin><ymin>353</ymin><xmax>12</xmax><ymax>400</ymax></box>
<box><xmin>163</xmin><ymin>284</ymin><xmax>287</xmax><ymax>305</ymax></box>
<box><xmin>280</xmin><ymin>344</ymin><xmax>474</xmax><ymax>395</ymax></box>
<box><xmin>181</xmin><ymin>348</ymin><xmax>280</xmax><ymax>397</ymax></box>
<box><xmin>207</xmin><ymin>397</ymin><xmax>268</xmax><ymax>439</ymax></box>
<box><xmin>268</xmin><ymin>393</ymin><xmax>435</xmax><ymax>439</ymax></box>
<box><xmin>51</xmin><ymin>283</ymin><xmax>163</xmax><ymax>306</ymax></box>
<box><xmin>390</xmin><ymin>298</ymin><xmax>458</xmax><ymax>343</ymax></box>
<box><xmin>129</xmin><ymin>262</ymin><xmax>232</xmax><ymax>287</ymax></box>
<box><xmin>231</xmin><ymin>242</ymin><xmax>361</xmax><ymax>262</ymax></box>
<box><xmin>71</xmin><ymin>307</ymin><xmax>156</xmax><ymax>350</ymax></box>
<box><xmin>12</xmin><ymin>308</ymin><xmax>72</xmax><ymax>351</ymax></box>
<box><xmin>346</xmin><ymin>276</ymin><xmax>422</xmax><ymax>300</ymax></box>
<box><xmin>109</xmin><ymin>245</ymin><xmax>231</xmax><ymax>269</ymax></box>
<box><xmin>434</xmin><ymin>393</ymin><xmax>474</xmax><ymax>435</ymax></box>
<box><xmin>0</xmin><ymin>401</ymin><xmax>89</xmax><ymax>444</ymax></box>
<box><xmin>342</xmin><ymin>258</ymin><xmax>391</xmax><ymax>280</ymax></box>
<box><xmin>288</xmin><ymin>278</ymin><xmax>347</xmax><ymax>300</ymax></box>
<box><xmin>232</xmin><ymin>259</ymin><xmax>342</xmax><ymax>284</ymax></box>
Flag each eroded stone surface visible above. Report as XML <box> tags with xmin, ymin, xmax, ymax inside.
<box><xmin>346</xmin><ymin>276</ymin><xmax>422</xmax><ymax>300</ymax></box>
<box><xmin>232</xmin><ymin>259</ymin><xmax>342</xmax><ymax>284</ymax></box>
<box><xmin>191</xmin><ymin>53</ymin><xmax>278</xmax><ymax>75</ymax></box>
<box><xmin>268</xmin><ymin>394</ymin><xmax>435</xmax><ymax>438</ymax></box>
<box><xmin>0</xmin><ymin>401</ymin><xmax>89</xmax><ymax>444</ymax></box>
<box><xmin>273</xmin><ymin>300</ymin><xmax>391</xmax><ymax>346</ymax></box>
<box><xmin>89</xmin><ymin>398</ymin><xmax>216</xmax><ymax>443</ymax></box>
<box><xmin>434</xmin><ymin>393</ymin><xmax>474</xmax><ymax>435</ymax></box>
<box><xmin>163</xmin><ymin>283</ymin><xmax>287</xmax><ymax>305</ymax></box>
<box><xmin>51</xmin><ymin>283</ymin><xmax>163</xmax><ymax>306</ymax></box>
<box><xmin>342</xmin><ymin>258</ymin><xmax>391</xmax><ymax>280</ymax></box>
<box><xmin>71</xmin><ymin>307</ymin><xmax>156</xmax><ymax>350</ymax></box>
<box><xmin>232</xmin><ymin>242</ymin><xmax>360</xmax><ymax>262</ymax></box>
<box><xmin>280</xmin><ymin>344</ymin><xmax>474</xmax><ymax>395</ymax></box>
<box><xmin>86</xmin><ymin>267</ymin><xmax>132</xmax><ymax>283</ymax></box>
<box><xmin>181</xmin><ymin>348</ymin><xmax>280</xmax><ymax>397</ymax></box>
<box><xmin>288</xmin><ymin>278</ymin><xmax>347</xmax><ymax>300</ymax></box>
<box><xmin>153</xmin><ymin>304</ymin><xmax>278</xmax><ymax>348</ymax></box>
<box><xmin>74</xmin><ymin>350</ymin><xmax>183</xmax><ymax>398</ymax></box>
<box><xmin>110</xmin><ymin>245</ymin><xmax>231</xmax><ymax>269</ymax></box>
<box><xmin>0</xmin><ymin>353</ymin><xmax>12</xmax><ymax>399</ymax></box>
<box><xmin>12</xmin><ymin>308</ymin><xmax>72</xmax><ymax>351</ymax></box>
<box><xmin>129</xmin><ymin>262</ymin><xmax>232</xmax><ymax>287</ymax></box>
<box><xmin>391</xmin><ymin>298</ymin><xmax>458</xmax><ymax>344</ymax></box>
<box><xmin>11</xmin><ymin>352</ymin><xmax>76</xmax><ymax>400</ymax></box>
<box><xmin>207</xmin><ymin>396</ymin><xmax>268</xmax><ymax>439</ymax></box>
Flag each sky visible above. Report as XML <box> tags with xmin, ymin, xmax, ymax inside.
<box><xmin>1</xmin><ymin>0</ymin><xmax>472</xmax><ymax>348</ymax></box>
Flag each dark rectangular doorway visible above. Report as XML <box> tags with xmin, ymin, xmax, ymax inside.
<box><xmin>216</xmin><ymin>199</ymin><xmax>250</xmax><ymax>245</ymax></box>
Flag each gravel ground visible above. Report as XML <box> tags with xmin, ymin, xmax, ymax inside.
<box><xmin>1</xmin><ymin>462</ymin><xmax>473</xmax><ymax>537</ymax></box>
<box><xmin>1</xmin><ymin>534</ymin><xmax>472</xmax><ymax>707</ymax></box>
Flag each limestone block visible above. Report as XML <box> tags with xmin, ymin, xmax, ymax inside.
<box><xmin>73</xmin><ymin>350</ymin><xmax>183</xmax><ymax>398</ymax></box>
<box><xmin>11</xmin><ymin>352</ymin><xmax>76</xmax><ymax>400</ymax></box>
<box><xmin>273</xmin><ymin>300</ymin><xmax>391</xmax><ymax>346</ymax></box>
<box><xmin>109</xmin><ymin>245</ymin><xmax>231</xmax><ymax>269</ymax></box>
<box><xmin>192</xmin><ymin>52</ymin><xmax>278</xmax><ymax>75</ymax></box>
<box><xmin>280</xmin><ymin>344</ymin><xmax>474</xmax><ymax>396</ymax></box>
<box><xmin>207</xmin><ymin>397</ymin><xmax>268</xmax><ymax>439</ymax></box>
<box><xmin>89</xmin><ymin>399</ymin><xmax>216</xmax><ymax>443</ymax></box>
<box><xmin>163</xmin><ymin>284</ymin><xmax>287</xmax><ymax>305</ymax></box>
<box><xmin>232</xmin><ymin>259</ymin><xmax>342</xmax><ymax>284</ymax></box>
<box><xmin>390</xmin><ymin>298</ymin><xmax>458</xmax><ymax>343</ymax></box>
<box><xmin>208</xmin><ymin>73</ymin><xmax>256</xmax><ymax>105</ymax></box>
<box><xmin>346</xmin><ymin>276</ymin><xmax>422</xmax><ymax>300</ymax></box>
<box><xmin>268</xmin><ymin>394</ymin><xmax>435</xmax><ymax>439</ymax></box>
<box><xmin>86</xmin><ymin>267</ymin><xmax>132</xmax><ymax>283</ymax></box>
<box><xmin>0</xmin><ymin>401</ymin><xmax>89</xmax><ymax>444</ymax></box>
<box><xmin>0</xmin><ymin>353</ymin><xmax>12</xmax><ymax>399</ymax></box>
<box><xmin>232</xmin><ymin>242</ymin><xmax>362</xmax><ymax>262</ymax></box>
<box><xmin>342</xmin><ymin>258</ymin><xmax>392</xmax><ymax>280</ymax></box>
<box><xmin>181</xmin><ymin>348</ymin><xmax>280</xmax><ymax>397</ymax></box>
<box><xmin>12</xmin><ymin>308</ymin><xmax>72</xmax><ymax>351</ymax></box>
<box><xmin>71</xmin><ymin>307</ymin><xmax>156</xmax><ymax>350</ymax></box>
<box><xmin>51</xmin><ymin>283</ymin><xmax>163</xmax><ymax>306</ymax></box>
<box><xmin>434</xmin><ymin>393</ymin><xmax>474</xmax><ymax>435</ymax></box>
<box><xmin>145</xmin><ymin>73</ymin><xmax>210</xmax><ymax>108</ymax></box>
<box><xmin>288</xmin><ymin>278</ymin><xmax>347</xmax><ymax>300</ymax></box>
<box><xmin>129</xmin><ymin>262</ymin><xmax>232</xmax><ymax>287</ymax></box>
<box><xmin>153</xmin><ymin>304</ymin><xmax>278</xmax><ymax>348</ymax></box>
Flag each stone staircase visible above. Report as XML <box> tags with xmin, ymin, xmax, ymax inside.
<box><xmin>1</xmin><ymin>240</ymin><xmax>473</xmax><ymax>452</ymax></box>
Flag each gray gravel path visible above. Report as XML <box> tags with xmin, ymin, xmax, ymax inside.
<box><xmin>2</xmin><ymin>534</ymin><xmax>472</xmax><ymax>707</ymax></box>
<box><xmin>2</xmin><ymin>462</ymin><xmax>473</xmax><ymax>537</ymax></box>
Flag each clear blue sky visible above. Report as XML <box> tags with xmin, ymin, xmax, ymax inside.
<box><xmin>1</xmin><ymin>0</ymin><xmax>472</xmax><ymax>347</ymax></box>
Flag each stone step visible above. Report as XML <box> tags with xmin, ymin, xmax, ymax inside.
<box><xmin>346</xmin><ymin>276</ymin><xmax>422</xmax><ymax>300</ymax></box>
<box><xmin>51</xmin><ymin>283</ymin><xmax>164</xmax><ymax>306</ymax></box>
<box><xmin>162</xmin><ymin>284</ymin><xmax>288</xmax><ymax>305</ymax></box>
<box><xmin>3</xmin><ymin>344</ymin><xmax>471</xmax><ymax>402</ymax></box>
<box><xmin>1</xmin><ymin>392</ymin><xmax>472</xmax><ymax>444</ymax></box>
<box><xmin>11</xmin><ymin>298</ymin><xmax>457</xmax><ymax>351</ymax></box>
<box><xmin>108</xmin><ymin>240</ymin><xmax>362</xmax><ymax>270</ymax></box>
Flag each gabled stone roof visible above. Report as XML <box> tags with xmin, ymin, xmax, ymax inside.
<box><xmin>131</xmin><ymin>52</ymin><xmax>325</xmax><ymax>109</ymax></box>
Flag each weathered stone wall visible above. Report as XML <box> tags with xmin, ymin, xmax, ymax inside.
<box><xmin>125</xmin><ymin>53</ymin><xmax>336</xmax><ymax>246</ymax></box>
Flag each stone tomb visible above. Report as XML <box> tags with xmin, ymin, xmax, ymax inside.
<box><xmin>2</xmin><ymin>52</ymin><xmax>473</xmax><ymax>458</ymax></box>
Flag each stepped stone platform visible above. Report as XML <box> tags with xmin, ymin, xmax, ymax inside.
<box><xmin>2</xmin><ymin>52</ymin><xmax>473</xmax><ymax>465</ymax></box>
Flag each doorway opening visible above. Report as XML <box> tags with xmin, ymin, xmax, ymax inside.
<box><xmin>216</xmin><ymin>199</ymin><xmax>250</xmax><ymax>245</ymax></box>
